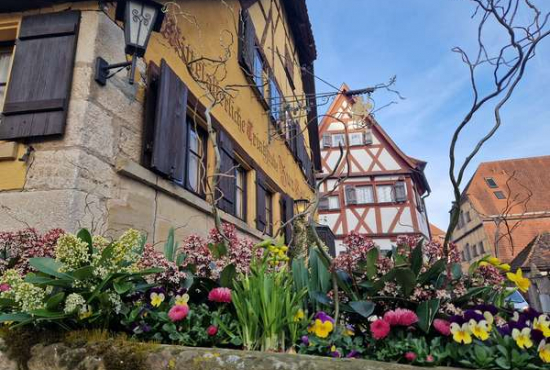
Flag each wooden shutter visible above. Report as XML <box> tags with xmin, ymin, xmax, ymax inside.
<box><xmin>281</xmin><ymin>194</ymin><xmax>294</xmax><ymax>245</ymax></box>
<box><xmin>150</xmin><ymin>59</ymin><xmax>188</xmax><ymax>183</ymax></box>
<box><xmin>255</xmin><ymin>171</ymin><xmax>267</xmax><ymax>231</ymax></box>
<box><xmin>0</xmin><ymin>11</ymin><xmax>80</xmax><ymax>140</ymax></box>
<box><xmin>345</xmin><ymin>186</ymin><xmax>357</xmax><ymax>205</ymax></box>
<box><xmin>238</xmin><ymin>10</ymin><xmax>255</xmax><ymax>75</ymax></box>
<box><xmin>322</xmin><ymin>133</ymin><xmax>331</xmax><ymax>148</ymax></box>
<box><xmin>217</xmin><ymin>130</ymin><xmax>236</xmax><ymax>215</ymax></box>
<box><xmin>363</xmin><ymin>131</ymin><xmax>373</xmax><ymax>144</ymax></box>
<box><xmin>319</xmin><ymin>196</ymin><xmax>329</xmax><ymax>210</ymax></box>
<box><xmin>394</xmin><ymin>181</ymin><xmax>407</xmax><ymax>202</ymax></box>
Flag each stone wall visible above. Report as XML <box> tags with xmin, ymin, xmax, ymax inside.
<box><xmin>0</xmin><ymin>9</ymin><xmax>264</xmax><ymax>244</ymax></box>
<box><xmin>0</xmin><ymin>339</ymin><xmax>462</xmax><ymax>370</ymax></box>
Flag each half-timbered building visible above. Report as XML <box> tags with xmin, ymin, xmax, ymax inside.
<box><xmin>317</xmin><ymin>85</ymin><xmax>431</xmax><ymax>253</ymax></box>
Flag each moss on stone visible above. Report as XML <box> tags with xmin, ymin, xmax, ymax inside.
<box><xmin>0</xmin><ymin>327</ymin><xmax>63</xmax><ymax>370</ymax></box>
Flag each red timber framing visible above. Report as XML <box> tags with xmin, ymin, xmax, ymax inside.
<box><xmin>317</xmin><ymin>84</ymin><xmax>431</xmax><ymax>251</ymax></box>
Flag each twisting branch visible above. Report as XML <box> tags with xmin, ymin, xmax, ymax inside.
<box><xmin>443</xmin><ymin>0</ymin><xmax>550</xmax><ymax>259</ymax></box>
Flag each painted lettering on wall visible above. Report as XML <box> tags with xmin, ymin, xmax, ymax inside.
<box><xmin>159</xmin><ymin>14</ymin><xmax>303</xmax><ymax>194</ymax></box>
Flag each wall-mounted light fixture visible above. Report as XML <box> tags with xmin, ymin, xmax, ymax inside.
<box><xmin>294</xmin><ymin>198</ymin><xmax>310</xmax><ymax>214</ymax></box>
<box><xmin>95</xmin><ymin>0</ymin><xmax>165</xmax><ymax>85</ymax></box>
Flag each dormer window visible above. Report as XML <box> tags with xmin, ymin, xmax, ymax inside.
<box><xmin>485</xmin><ymin>177</ymin><xmax>498</xmax><ymax>188</ymax></box>
<box><xmin>494</xmin><ymin>191</ymin><xmax>506</xmax><ymax>199</ymax></box>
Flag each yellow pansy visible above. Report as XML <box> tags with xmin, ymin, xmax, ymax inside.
<box><xmin>482</xmin><ymin>311</ymin><xmax>494</xmax><ymax>330</ymax></box>
<box><xmin>512</xmin><ymin>328</ymin><xmax>533</xmax><ymax>349</ymax></box>
<box><xmin>450</xmin><ymin>323</ymin><xmax>472</xmax><ymax>344</ymax></box>
<box><xmin>507</xmin><ymin>269</ymin><xmax>531</xmax><ymax>292</ymax></box>
<box><xmin>79</xmin><ymin>306</ymin><xmax>93</xmax><ymax>320</ymax></box>
<box><xmin>539</xmin><ymin>340</ymin><xmax>550</xmax><ymax>363</ymax></box>
<box><xmin>312</xmin><ymin>319</ymin><xmax>333</xmax><ymax>338</ymax></box>
<box><xmin>150</xmin><ymin>292</ymin><xmax>165</xmax><ymax>307</ymax></box>
<box><xmin>344</xmin><ymin>326</ymin><xmax>355</xmax><ymax>336</ymax></box>
<box><xmin>479</xmin><ymin>261</ymin><xmax>489</xmax><ymax>267</ymax></box>
<box><xmin>175</xmin><ymin>293</ymin><xmax>189</xmax><ymax>306</ymax></box>
<box><xmin>330</xmin><ymin>345</ymin><xmax>337</xmax><ymax>352</ymax></box>
<box><xmin>534</xmin><ymin>316</ymin><xmax>550</xmax><ymax>337</ymax></box>
<box><xmin>293</xmin><ymin>309</ymin><xmax>305</xmax><ymax>322</ymax></box>
<box><xmin>469</xmin><ymin>320</ymin><xmax>490</xmax><ymax>341</ymax></box>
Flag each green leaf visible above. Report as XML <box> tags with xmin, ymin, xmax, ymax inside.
<box><xmin>416</xmin><ymin>298</ymin><xmax>440</xmax><ymax>333</ymax></box>
<box><xmin>164</xmin><ymin>227</ymin><xmax>176</xmax><ymax>262</ymax></box>
<box><xmin>311</xmin><ymin>291</ymin><xmax>331</xmax><ymax>305</ymax></box>
<box><xmin>113</xmin><ymin>281</ymin><xmax>133</xmax><ymax>294</ymax></box>
<box><xmin>0</xmin><ymin>313</ymin><xmax>32</xmax><ymax>322</ymax></box>
<box><xmin>395</xmin><ymin>268</ymin><xmax>417</xmax><ymax>297</ymax></box>
<box><xmin>28</xmin><ymin>309</ymin><xmax>68</xmax><ymax>319</ymax></box>
<box><xmin>418</xmin><ymin>259</ymin><xmax>446</xmax><ymax>285</ymax></box>
<box><xmin>453</xmin><ymin>286</ymin><xmax>490</xmax><ymax>305</ymax></box>
<box><xmin>176</xmin><ymin>252</ymin><xmax>186</xmax><ymax>267</ymax></box>
<box><xmin>0</xmin><ymin>298</ymin><xmax>16</xmax><ymax>307</ymax></box>
<box><xmin>366</xmin><ymin>247</ymin><xmax>379</xmax><ymax>279</ymax></box>
<box><xmin>451</xmin><ymin>263</ymin><xmax>463</xmax><ymax>280</ymax></box>
<box><xmin>349</xmin><ymin>300</ymin><xmax>375</xmax><ymax>318</ymax></box>
<box><xmin>24</xmin><ymin>275</ymin><xmax>73</xmax><ymax>288</ymax></box>
<box><xmin>29</xmin><ymin>258</ymin><xmax>73</xmax><ymax>279</ymax></box>
<box><xmin>410</xmin><ymin>240</ymin><xmax>423</xmax><ymax>276</ymax></box>
<box><xmin>76</xmin><ymin>228</ymin><xmax>93</xmax><ymax>256</ymax></box>
<box><xmin>70</xmin><ymin>265</ymin><xmax>94</xmax><ymax>280</ymax></box>
<box><xmin>208</xmin><ymin>242</ymin><xmax>228</xmax><ymax>259</ymax></box>
<box><xmin>220</xmin><ymin>264</ymin><xmax>236</xmax><ymax>288</ymax></box>
<box><xmin>46</xmin><ymin>292</ymin><xmax>65</xmax><ymax>310</ymax></box>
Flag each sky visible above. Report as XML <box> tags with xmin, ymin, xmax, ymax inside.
<box><xmin>307</xmin><ymin>0</ymin><xmax>550</xmax><ymax>229</ymax></box>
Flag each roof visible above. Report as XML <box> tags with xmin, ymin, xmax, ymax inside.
<box><xmin>430</xmin><ymin>223</ymin><xmax>445</xmax><ymax>237</ymax></box>
<box><xmin>464</xmin><ymin>155</ymin><xmax>550</xmax><ymax>216</ymax></box>
<box><xmin>510</xmin><ymin>233</ymin><xmax>550</xmax><ymax>272</ymax></box>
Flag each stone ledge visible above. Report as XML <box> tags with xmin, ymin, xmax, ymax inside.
<box><xmin>0</xmin><ymin>339</ymin><xmax>464</xmax><ymax>370</ymax></box>
<box><xmin>115</xmin><ymin>157</ymin><xmax>266</xmax><ymax>240</ymax></box>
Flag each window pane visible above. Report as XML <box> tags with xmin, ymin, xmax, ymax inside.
<box><xmin>332</xmin><ymin>134</ymin><xmax>345</xmax><ymax>147</ymax></box>
<box><xmin>189</xmin><ymin>128</ymin><xmax>199</xmax><ymax>153</ymax></box>
<box><xmin>254</xmin><ymin>50</ymin><xmax>264</xmax><ymax>96</ymax></box>
<box><xmin>377</xmin><ymin>185</ymin><xmax>393</xmax><ymax>203</ymax></box>
<box><xmin>0</xmin><ymin>50</ymin><xmax>12</xmax><ymax>84</ymax></box>
<box><xmin>494</xmin><ymin>191</ymin><xmax>506</xmax><ymax>199</ymax></box>
<box><xmin>356</xmin><ymin>186</ymin><xmax>374</xmax><ymax>204</ymax></box>
<box><xmin>349</xmin><ymin>133</ymin><xmax>363</xmax><ymax>146</ymax></box>
<box><xmin>188</xmin><ymin>153</ymin><xmax>199</xmax><ymax>192</ymax></box>
<box><xmin>328</xmin><ymin>195</ymin><xmax>339</xmax><ymax>209</ymax></box>
<box><xmin>235</xmin><ymin>168</ymin><xmax>245</xmax><ymax>220</ymax></box>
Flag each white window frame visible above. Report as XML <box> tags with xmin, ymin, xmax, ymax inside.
<box><xmin>356</xmin><ymin>186</ymin><xmax>374</xmax><ymax>204</ymax></box>
<box><xmin>332</xmin><ymin>134</ymin><xmax>345</xmax><ymax>147</ymax></box>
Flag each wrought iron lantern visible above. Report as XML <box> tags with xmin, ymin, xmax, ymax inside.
<box><xmin>95</xmin><ymin>0</ymin><xmax>165</xmax><ymax>85</ymax></box>
<box><xmin>294</xmin><ymin>198</ymin><xmax>310</xmax><ymax>214</ymax></box>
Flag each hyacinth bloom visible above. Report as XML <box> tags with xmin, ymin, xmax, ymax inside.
<box><xmin>370</xmin><ymin>319</ymin><xmax>391</xmax><ymax>340</ymax></box>
<box><xmin>383</xmin><ymin>308</ymin><xmax>418</xmax><ymax>327</ymax></box>
<box><xmin>513</xmin><ymin>328</ymin><xmax>533</xmax><ymax>349</ymax></box>
<box><xmin>206</xmin><ymin>325</ymin><xmax>218</xmax><ymax>336</ymax></box>
<box><xmin>433</xmin><ymin>319</ymin><xmax>451</xmax><ymax>336</ymax></box>
<box><xmin>208</xmin><ymin>287</ymin><xmax>232</xmax><ymax>303</ymax></box>
<box><xmin>507</xmin><ymin>269</ymin><xmax>531</xmax><ymax>292</ymax></box>
<box><xmin>539</xmin><ymin>340</ymin><xmax>550</xmax><ymax>363</ymax></box>
<box><xmin>450</xmin><ymin>323</ymin><xmax>472</xmax><ymax>344</ymax></box>
<box><xmin>468</xmin><ymin>320</ymin><xmax>490</xmax><ymax>341</ymax></box>
<box><xmin>534</xmin><ymin>316</ymin><xmax>550</xmax><ymax>337</ymax></box>
<box><xmin>168</xmin><ymin>304</ymin><xmax>189</xmax><ymax>322</ymax></box>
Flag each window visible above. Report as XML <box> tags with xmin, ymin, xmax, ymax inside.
<box><xmin>464</xmin><ymin>243</ymin><xmax>471</xmax><ymax>261</ymax></box>
<box><xmin>377</xmin><ymin>185</ymin><xmax>394</xmax><ymax>203</ymax></box>
<box><xmin>235</xmin><ymin>166</ymin><xmax>247</xmax><ymax>220</ymax></box>
<box><xmin>356</xmin><ymin>186</ymin><xmax>374</xmax><ymax>204</ymax></box>
<box><xmin>0</xmin><ymin>45</ymin><xmax>14</xmax><ymax>109</ymax></box>
<box><xmin>328</xmin><ymin>195</ymin><xmax>339</xmax><ymax>209</ymax></box>
<box><xmin>253</xmin><ymin>49</ymin><xmax>265</xmax><ymax>97</ymax></box>
<box><xmin>457</xmin><ymin>211</ymin><xmax>464</xmax><ymax>229</ymax></box>
<box><xmin>485</xmin><ymin>177</ymin><xmax>498</xmax><ymax>188</ymax></box>
<box><xmin>269</xmin><ymin>76</ymin><xmax>282</xmax><ymax>123</ymax></box>
<box><xmin>472</xmin><ymin>243</ymin><xmax>478</xmax><ymax>257</ymax></box>
<box><xmin>465</xmin><ymin>211</ymin><xmax>471</xmax><ymax>223</ymax></box>
<box><xmin>394</xmin><ymin>181</ymin><xmax>407</xmax><ymax>202</ymax></box>
<box><xmin>265</xmin><ymin>191</ymin><xmax>273</xmax><ymax>235</ymax></box>
<box><xmin>349</xmin><ymin>132</ymin><xmax>363</xmax><ymax>146</ymax></box>
<box><xmin>186</xmin><ymin>123</ymin><xmax>206</xmax><ymax>194</ymax></box>
<box><xmin>415</xmin><ymin>190</ymin><xmax>424</xmax><ymax>212</ymax></box>
<box><xmin>494</xmin><ymin>191</ymin><xmax>506</xmax><ymax>199</ymax></box>
<box><xmin>478</xmin><ymin>241</ymin><xmax>485</xmax><ymax>255</ymax></box>
<box><xmin>363</xmin><ymin>130</ymin><xmax>373</xmax><ymax>144</ymax></box>
<box><xmin>332</xmin><ymin>134</ymin><xmax>345</xmax><ymax>147</ymax></box>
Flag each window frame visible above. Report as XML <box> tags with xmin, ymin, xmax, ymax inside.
<box><xmin>183</xmin><ymin>117</ymin><xmax>208</xmax><ymax>197</ymax></box>
<box><xmin>265</xmin><ymin>190</ymin><xmax>273</xmax><ymax>236</ymax></box>
<box><xmin>331</xmin><ymin>133</ymin><xmax>345</xmax><ymax>147</ymax></box>
<box><xmin>349</xmin><ymin>132</ymin><xmax>363</xmax><ymax>146</ymax></box>
<box><xmin>376</xmin><ymin>184</ymin><xmax>395</xmax><ymax>203</ymax></box>
<box><xmin>235</xmin><ymin>164</ymin><xmax>247</xmax><ymax>221</ymax></box>
<box><xmin>494</xmin><ymin>191</ymin><xmax>506</xmax><ymax>199</ymax></box>
<box><xmin>0</xmin><ymin>41</ymin><xmax>15</xmax><ymax>111</ymax></box>
<box><xmin>485</xmin><ymin>177</ymin><xmax>498</xmax><ymax>188</ymax></box>
<box><xmin>355</xmin><ymin>185</ymin><xmax>375</xmax><ymax>204</ymax></box>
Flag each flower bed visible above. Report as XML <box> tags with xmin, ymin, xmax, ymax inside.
<box><xmin>0</xmin><ymin>226</ymin><xmax>548</xmax><ymax>369</ymax></box>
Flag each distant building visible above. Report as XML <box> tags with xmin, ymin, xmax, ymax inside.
<box><xmin>430</xmin><ymin>223</ymin><xmax>446</xmax><ymax>244</ymax></box>
<box><xmin>452</xmin><ymin>155</ymin><xmax>550</xmax><ymax>268</ymax></box>
<box><xmin>317</xmin><ymin>85</ymin><xmax>431</xmax><ymax>254</ymax></box>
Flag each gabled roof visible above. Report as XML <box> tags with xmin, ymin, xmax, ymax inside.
<box><xmin>510</xmin><ymin>233</ymin><xmax>550</xmax><ymax>272</ymax></box>
<box><xmin>430</xmin><ymin>223</ymin><xmax>445</xmax><ymax>237</ymax></box>
<box><xmin>463</xmin><ymin>155</ymin><xmax>550</xmax><ymax>217</ymax></box>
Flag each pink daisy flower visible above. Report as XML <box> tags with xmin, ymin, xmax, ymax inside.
<box><xmin>404</xmin><ymin>352</ymin><xmax>417</xmax><ymax>362</ymax></box>
<box><xmin>168</xmin><ymin>304</ymin><xmax>189</xmax><ymax>322</ymax></box>
<box><xmin>433</xmin><ymin>319</ymin><xmax>451</xmax><ymax>336</ymax></box>
<box><xmin>208</xmin><ymin>287</ymin><xmax>232</xmax><ymax>303</ymax></box>
<box><xmin>384</xmin><ymin>308</ymin><xmax>418</xmax><ymax>326</ymax></box>
<box><xmin>370</xmin><ymin>319</ymin><xmax>391</xmax><ymax>340</ymax></box>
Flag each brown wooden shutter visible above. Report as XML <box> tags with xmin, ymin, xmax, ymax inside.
<box><xmin>238</xmin><ymin>10</ymin><xmax>255</xmax><ymax>75</ymax></box>
<box><xmin>280</xmin><ymin>194</ymin><xmax>294</xmax><ymax>244</ymax></box>
<box><xmin>319</xmin><ymin>196</ymin><xmax>329</xmax><ymax>210</ymax></box>
<box><xmin>151</xmin><ymin>59</ymin><xmax>188</xmax><ymax>183</ymax></box>
<box><xmin>216</xmin><ymin>130</ymin><xmax>236</xmax><ymax>215</ymax></box>
<box><xmin>0</xmin><ymin>11</ymin><xmax>80</xmax><ymax>140</ymax></box>
<box><xmin>255</xmin><ymin>171</ymin><xmax>267</xmax><ymax>231</ymax></box>
<box><xmin>363</xmin><ymin>131</ymin><xmax>373</xmax><ymax>144</ymax></box>
<box><xmin>394</xmin><ymin>181</ymin><xmax>407</xmax><ymax>202</ymax></box>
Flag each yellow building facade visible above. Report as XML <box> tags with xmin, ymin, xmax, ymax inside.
<box><xmin>0</xmin><ymin>0</ymin><xmax>320</xmax><ymax>243</ymax></box>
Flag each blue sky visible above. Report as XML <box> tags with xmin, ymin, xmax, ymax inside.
<box><xmin>307</xmin><ymin>0</ymin><xmax>550</xmax><ymax>229</ymax></box>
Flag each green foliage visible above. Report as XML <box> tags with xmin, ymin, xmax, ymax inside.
<box><xmin>416</xmin><ymin>299</ymin><xmax>440</xmax><ymax>333</ymax></box>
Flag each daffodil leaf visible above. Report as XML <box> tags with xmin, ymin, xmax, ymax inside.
<box><xmin>349</xmin><ymin>300</ymin><xmax>375</xmax><ymax>318</ymax></box>
<box><xmin>46</xmin><ymin>292</ymin><xmax>65</xmax><ymax>310</ymax></box>
<box><xmin>416</xmin><ymin>298</ymin><xmax>440</xmax><ymax>333</ymax></box>
<box><xmin>220</xmin><ymin>264</ymin><xmax>236</xmax><ymax>288</ymax></box>
<box><xmin>76</xmin><ymin>228</ymin><xmax>93</xmax><ymax>257</ymax></box>
<box><xmin>410</xmin><ymin>239</ymin><xmax>423</xmax><ymax>276</ymax></box>
<box><xmin>29</xmin><ymin>257</ymin><xmax>73</xmax><ymax>280</ymax></box>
